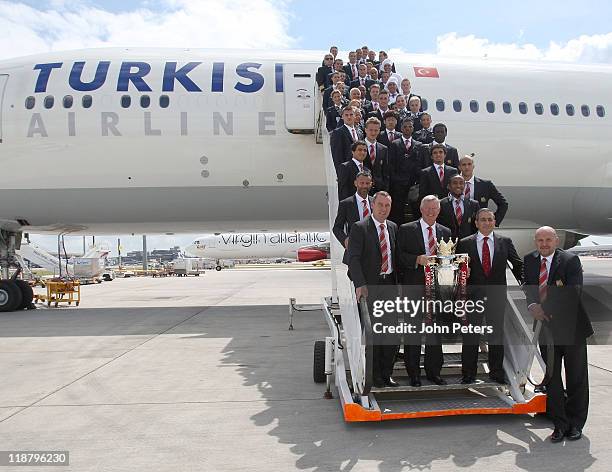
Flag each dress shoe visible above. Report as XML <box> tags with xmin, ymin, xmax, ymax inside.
<box><xmin>461</xmin><ymin>376</ymin><xmax>475</xmax><ymax>384</ymax></box>
<box><xmin>566</xmin><ymin>426</ymin><xmax>582</xmax><ymax>441</ymax></box>
<box><xmin>373</xmin><ymin>378</ymin><xmax>385</xmax><ymax>388</ymax></box>
<box><xmin>426</xmin><ymin>375</ymin><xmax>448</xmax><ymax>385</ymax></box>
<box><xmin>550</xmin><ymin>428</ymin><xmax>565</xmax><ymax>443</ymax></box>
<box><xmin>383</xmin><ymin>377</ymin><xmax>399</xmax><ymax>388</ymax></box>
<box><xmin>534</xmin><ymin>385</ymin><xmax>547</xmax><ymax>393</ymax></box>
<box><xmin>489</xmin><ymin>373</ymin><xmax>506</xmax><ymax>384</ymax></box>
<box><xmin>409</xmin><ymin>376</ymin><xmax>422</xmax><ymax>387</ymax></box>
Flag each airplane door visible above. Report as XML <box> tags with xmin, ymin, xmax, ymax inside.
<box><xmin>283</xmin><ymin>64</ymin><xmax>315</xmax><ymax>132</ymax></box>
<box><xmin>0</xmin><ymin>75</ymin><xmax>7</xmax><ymax>143</ymax></box>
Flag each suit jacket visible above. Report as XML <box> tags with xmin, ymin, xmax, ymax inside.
<box><xmin>418</xmin><ymin>164</ymin><xmax>459</xmax><ymax>201</ymax></box>
<box><xmin>325</xmin><ymin>105</ymin><xmax>343</xmax><ymax>132</ymax></box>
<box><xmin>397</xmin><ymin>221</ymin><xmax>451</xmax><ymax>284</ymax></box>
<box><xmin>523</xmin><ymin>249</ymin><xmax>593</xmax><ymax>342</ymax></box>
<box><xmin>423</xmin><ymin>143</ymin><xmax>460</xmax><ymax>168</ymax></box>
<box><xmin>365</xmin><ymin>141</ymin><xmax>390</xmax><ymax>194</ymax></box>
<box><xmin>330</xmin><ymin>126</ymin><xmax>363</xmax><ymax>169</ymax></box>
<box><xmin>377</xmin><ymin>129</ymin><xmax>401</xmax><ymax>148</ymax></box>
<box><xmin>389</xmin><ymin>138</ymin><xmax>425</xmax><ymax>189</ymax></box>
<box><xmin>337</xmin><ymin>159</ymin><xmax>372</xmax><ymax>201</ymax></box>
<box><xmin>343</xmin><ymin>63</ymin><xmax>359</xmax><ymax>81</ymax></box>
<box><xmin>350</xmin><ymin>77</ymin><xmax>376</xmax><ymax>91</ymax></box>
<box><xmin>348</xmin><ymin>217</ymin><xmax>398</xmax><ymax>288</ymax></box>
<box><xmin>413</xmin><ymin>128</ymin><xmax>433</xmax><ymax>144</ymax></box>
<box><xmin>471</xmin><ymin>176</ymin><xmax>509</xmax><ymax>226</ymax></box>
<box><xmin>406</xmin><ymin>111</ymin><xmax>423</xmax><ymax>132</ymax></box>
<box><xmin>457</xmin><ymin>233</ymin><xmax>523</xmax><ymax>286</ymax></box>
<box><xmin>322</xmin><ymin>85</ymin><xmax>348</xmax><ymax>110</ymax></box>
<box><xmin>316</xmin><ymin>65</ymin><xmax>332</xmax><ymax>89</ymax></box>
<box><xmin>366</xmin><ymin>108</ymin><xmax>391</xmax><ymax>125</ymax></box>
<box><xmin>438</xmin><ymin>196</ymin><xmax>479</xmax><ymax>240</ymax></box>
<box><xmin>333</xmin><ymin>195</ymin><xmax>374</xmax><ymax>264</ymax></box>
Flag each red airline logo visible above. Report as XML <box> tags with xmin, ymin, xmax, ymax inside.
<box><xmin>413</xmin><ymin>66</ymin><xmax>439</xmax><ymax>78</ymax></box>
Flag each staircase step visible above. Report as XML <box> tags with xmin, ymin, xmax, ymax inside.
<box><xmin>371</xmin><ymin>375</ymin><xmax>505</xmax><ymax>394</ymax></box>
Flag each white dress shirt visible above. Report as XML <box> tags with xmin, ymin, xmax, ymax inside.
<box><xmin>356</xmin><ymin>193</ymin><xmax>370</xmax><ymax>221</ymax></box>
<box><xmin>463</xmin><ymin>175</ymin><xmax>475</xmax><ymax>200</ymax></box>
<box><xmin>364</xmin><ymin>138</ymin><xmax>377</xmax><ymax>161</ymax></box>
<box><xmin>452</xmin><ymin>195</ymin><xmax>464</xmax><ymax>216</ymax></box>
<box><xmin>419</xmin><ymin>218</ymin><xmax>436</xmax><ymax>256</ymax></box>
<box><xmin>352</xmin><ymin>158</ymin><xmax>366</xmax><ymax>172</ymax></box>
<box><xmin>476</xmin><ymin>231</ymin><xmax>495</xmax><ymax>264</ymax></box>
<box><xmin>539</xmin><ymin>254</ymin><xmax>552</xmax><ymax>281</ymax></box>
<box><xmin>345</xmin><ymin>124</ymin><xmax>357</xmax><ymax>140</ymax></box>
<box><xmin>402</xmin><ymin>136</ymin><xmax>412</xmax><ymax>151</ymax></box>
<box><xmin>372</xmin><ymin>215</ymin><xmax>393</xmax><ymax>274</ymax></box>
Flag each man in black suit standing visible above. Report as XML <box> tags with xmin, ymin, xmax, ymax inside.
<box><xmin>316</xmin><ymin>54</ymin><xmax>334</xmax><ymax>92</ymax></box>
<box><xmin>398</xmin><ymin>195</ymin><xmax>452</xmax><ymax>386</ymax></box>
<box><xmin>337</xmin><ymin>141</ymin><xmax>371</xmax><ymax>201</ymax></box>
<box><xmin>438</xmin><ymin>175</ymin><xmax>479</xmax><ymax>240</ymax></box>
<box><xmin>412</xmin><ymin>113</ymin><xmax>433</xmax><ymax>144</ymax></box>
<box><xmin>377</xmin><ymin>111</ymin><xmax>400</xmax><ymax>148</ymax></box>
<box><xmin>348</xmin><ymin>191</ymin><xmax>400</xmax><ymax>388</ymax></box>
<box><xmin>424</xmin><ymin>123</ymin><xmax>460</xmax><ymax>168</ymax></box>
<box><xmin>389</xmin><ymin>118</ymin><xmax>424</xmax><ymax>225</ymax></box>
<box><xmin>366</xmin><ymin>90</ymin><xmax>391</xmax><ymax>123</ymax></box>
<box><xmin>523</xmin><ymin>226</ymin><xmax>593</xmax><ymax>443</ymax></box>
<box><xmin>459</xmin><ymin>154</ymin><xmax>509</xmax><ymax>226</ymax></box>
<box><xmin>343</xmin><ymin>51</ymin><xmax>359</xmax><ymax>82</ymax></box>
<box><xmin>350</xmin><ymin>63</ymin><xmax>375</xmax><ymax>90</ymax></box>
<box><xmin>333</xmin><ymin>171</ymin><xmax>373</xmax><ymax>266</ymax></box>
<box><xmin>363</xmin><ymin>117</ymin><xmax>390</xmax><ymax>195</ymax></box>
<box><xmin>456</xmin><ymin>208</ymin><xmax>523</xmax><ymax>384</ymax></box>
<box><xmin>419</xmin><ymin>144</ymin><xmax>458</xmax><ymax>201</ymax></box>
<box><xmin>330</xmin><ymin>106</ymin><xmax>363</xmax><ymax>170</ymax></box>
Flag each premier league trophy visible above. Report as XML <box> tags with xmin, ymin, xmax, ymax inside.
<box><xmin>424</xmin><ymin>239</ymin><xmax>469</xmax><ymax>317</ymax></box>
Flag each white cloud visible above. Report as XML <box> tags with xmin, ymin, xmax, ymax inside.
<box><xmin>434</xmin><ymin>32</ymin><xmax>612</xmax><ymax>63</ymax></box>
<box><xmin>0</xmin><ymin>0</ymin><xmax>295</xmax><ymax>60</ymax></box>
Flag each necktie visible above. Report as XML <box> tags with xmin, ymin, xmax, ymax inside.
<box><xmin>362</xmin><ymin>199</ymin><xmax>369</xmax><ymax>218</ymax></box>
<box><xmin>373</xmin><ymin>102</ymin><xmax>378</xmax><ymax>110</ymax></box>
<box><xmin>352</xmin><ymin>65</ymin><xmax>357</xmax><ymax>77</ymax></box>
<box><xmin>389</xmin><ymin>131</ymin><xmax>395</xmax><ymax>142</ymax></box>
<box><xmin>482</xmin><ymin>236</ymin><xmax>491</xmax><ymax>277</ymax></box>
<box><xmin>359</xmin><ymin>163</ymin><xmax>364</xmax><ymax>172</ymax></box>
<box><xmin>369</xmin><ymin>144</ymin><xmax>376</xmax><ymax>164</ymax></box>
<box><xmin>539</xmin><ymin>257</ymin><xmax>548</xmax><ymax>301</ymax></box>
<box><xmin>438</xmin><ymin>166</ymin><xmax>444</xmax><ymax>184</ymax></box>
<box><xmin>405</xmin><ymin>139</ymin><xmax>411</xmax><ymax>152</ymax></box>
<box><xmin>379</xmin><ymin>224</ymin><xmax>389</xmax><ymax>273</ymax></box>
<box><xmin>455</xmin><ymin>199</ymin><xmax>463</xmax><ymax>225</ymax></box>
<box><xmin>427</xmin><ymin>226</ymin><xmax>436</xmax><ymax>256</ymax></box>
<box><xmin>464</xmin><ymin>181</ymin><xmax>471</xmax><ymax>199</ymax></box>
<box><xmin>351</xmin><ymin>128</ymin><xmax>357</xmax><ymax>141</ymax></box>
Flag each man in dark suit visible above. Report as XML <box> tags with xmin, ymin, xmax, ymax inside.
<box><xmin>363</xmin><ymin>117</ymin><xmax>390</xmax><ymax>195</ymax></box>
<box><xmin>350</xmin><ymin>63</ymin><xmax>375</xmax><ymax>90</ymax></box>
<box><xmin>459</xmin><ymin>154</ymin><xmax>509</xmax><ymax>226</ymax></box>
<box><xmin>333</xmin><ymin>171</ymin><xmax>373</xmax><ymax>265</ymax></box>
<box><xmin>325</xmin><ymin>90</ymin><xmax>344</xmax><ymax>132</ymax></box>
<box><xmin>337</xmin><ymin>141</ymin><xmax>372</xmax><ymax>201</ymax></box>
<box><xmin>419</xmin><ymin>144</ymin><xmax>458</xmax><ymax>201</ymax></box>
<box><xmin>412</xmin><ymin>113</ymin><xmax>433</xmax><ymax>144</ymax></box>
<box><xmin>456</xmin><ymin>208</ymin><xmax>523</xmax><ymax>384</ymax></box>
<box><xmin>389</xmin><ymin>118</ymin><xmax>425</xmax><ymax>225</ymax></box>
<box><xmin>343</xmin><ymin>51</ymin><xmax>359</xmax><ymax>82</ymax></box>
<box><xmin>316</xmin><ymin>54</ymin><xmax>334</xmax><ymax>91</ymax></box>
<box><xmin>348</xmin><ymin>191</ymin><xmax>399</xmax><ymax>388</ymax></box>
<box><xmin>322</xmin><ymin>71</ymin><xmax>345</xmax><ymax>110</ymax></box>
<box><xmin>366</xmin><ymin>90</ymin><xmax>391</xmax><ymax>123</ymax></box>
<box><xmin>523</xmin><ymin>226</ymin><xmax>593</xmax><ymax>443</ymax></box>
<box><xmin>407</xmin><ymin>96</ymin><xmax>423</xmax><ymax>132</ymax></box>
<box><xmin>330</xmin><ymin>106</ymin><xmax>363</xmax><ymax>170</ymax></box>
<box><xmin>377</xmin><ymin>111</ymin><xmax>400</xmax><ymax>148</ymax></box>
<box><xmin>397</xmin><ymin>195</ymin><xmax>452</xmax><ymax>386</ymax></box>
<box><xmin>423</xmin><ymin>123</ymin><xmax>460</xmax><ymax>168</ymax></box>
<box><xmin>438</xmin><ymin>175</ymin><xmax>479</xmax><ymax>240</ymax></box>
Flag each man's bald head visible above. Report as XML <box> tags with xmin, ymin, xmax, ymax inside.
<box><xmin>534</xmin><ymin>226</ymin><xmax>559</xmax><ymax>257</ymax></box>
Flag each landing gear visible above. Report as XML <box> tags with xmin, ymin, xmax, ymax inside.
<box><xmin>0</xmin><ymin>280</ymin><xmax>22</xmax><ymax>312</ymax></box>
<box><xmin>0</xmin><ymin>229</ymin><xmax>31</xmax><ymax>313</ymax></box>
<box><xmin>215</xmin><ymin>265</ymin><xmax>222</xmax><ymax>271</ymax></box>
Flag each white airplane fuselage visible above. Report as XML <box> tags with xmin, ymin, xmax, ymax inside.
<box><xmin>0</xmin><ymin>48</ymin><xmax>611</xmax><ymax>237</ymax></box>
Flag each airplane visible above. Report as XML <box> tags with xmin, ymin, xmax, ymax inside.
<box><xmin>183</xmin><ymin>231</ymin><xmax>330</xmax><ymax>266</ymax></box>
<box><xmin>1</xmin><ymin>47</ymin><xmax>611</xmax><ymax>310</ymax></box>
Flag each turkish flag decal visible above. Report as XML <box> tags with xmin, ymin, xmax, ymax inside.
<box><xmin>413</xmin><ymin>66</ymin><xmax>439</xmax><ymax>78</ymax></box>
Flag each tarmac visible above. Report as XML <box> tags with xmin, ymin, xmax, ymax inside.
<box><xmin>0</xmin><ymin>259</ymin><xmax>611</xmax><ymax>471</ymax></box>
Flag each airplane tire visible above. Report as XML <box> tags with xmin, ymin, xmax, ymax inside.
<box><xmin>0</xmin><ymin>280</ymin><xmax>23</xmax><ymax>313</ymax></box>
<box><xmin>313</xmin><ymin>340</ymin><xmax>326</xmax><ymax>383</ymax></box>
<box><xmin>13</xmin><ymin>280</ymin><xmax>34</xmax><ymax>311</ymax></box>
<box><xmin>215</xmin><ymin>266</ymin><xmax>222</xmax><ymax>271</ymax></box>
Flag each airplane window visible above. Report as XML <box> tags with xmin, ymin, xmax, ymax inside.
<box><xmin>596</xmin><ymin>105</ymin><xmax>605</xmax><ymax>117</ymax></box>
<box><xmin>469</xmin><ymin>100</ymin><xmax>479</xmax><ymax>112</ymax></box>
<box><xmin>502</xmin><ymin>101</ymin><xmax>511</xmax><ymax>113</ymax></box>
<box><xmin>581</xmin><ymin>105</ymin><xmax>590</xmax><ymax>117</ymax></box>
<box><xmin>534</xmin><ymin>103</ymin><xmax>544</xmax><ymax>115</ymax></box>
<box><xmin>160</xmin><ymin>95</ymin><xmax>170</xmax><ymax>108</ymax></box>
<box><xmin>550</xmin><ymin>103</ymin><xmax>559</xmax><ymax>115</ymax></box>
<box><xmin>453</xmin><ymin>99</ymin><xmax>462</xmax><ymax>112</ymax></box>
<box><xmin>121</xmin><ymin>95</ymin><xmax>131</xmax><ymax>108</ymax></box>
<box><xmin>421</xmin><ymin>98</ymin><xmax>428</xmax><ymax>111</ymax></box>
<box><xmin>63</xmin><ymin>95</ymin><xmax>73</xmax><ymax>109</ymax></box>
<box><xmin>436</xmin><ymin>99</ymin><xmax>445</xmax><ymax>112</ymax></box>
<box><xmin>82</xmin><ymin>95</ymin><xmax>92</xmax><ymax>108</ymax></box>
<box><xmin>518</xmin><ymin>102</ymin><xmax>528</xmax><ymax>114</ymax></box>
<box><xmin>486</xmin><ymin>101</ymin><xmax>495</xmax><ymax>113</ymax></box>
<box><xmin>566</xmin><ymin>104</ymin><xmax>575</xmax><ymax>116</ymax></box>
<box><xmin>141</xmin><ymin>96</ymin><xmax>151</xmax><ymax>108</ymax></box>
<box><xmin>44</xmin><ymin>95</ymin><xmax>54</xmax><ymax>109</ymax></box>
<box><xmin>25</xmin><ymin>96</ymin><xmax>35</xmax><ymax>110</ymax></box>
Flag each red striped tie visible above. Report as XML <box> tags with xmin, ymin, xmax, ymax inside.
<box><xmin>455</xmin><ymin>199</ymin><xmax>463</xmax><ymax>225</ymax></box>
<box><xmin>539</xmin><ymin>257</ymin><xmax>548</xmax><ymax>301</ymax></box>
<box><xmin>482</xmin><ymin>236</ymin><xmax>491</xmax><ymax>277</ymax></box>
<box><xmin>427</xmin><ymin>226</ymin><xmax>436</xmax><ymax>255</ymax></box>
<box><xmin>379</xmin><ymin>224</ymin><xmax>389</xmax><ymax>273</ymax></box>
<box><xmin>438</xmin><ymin>166</ymin><xmax>444</xmax><ymax>184</ymax></box>
<box><xmin>362</xmin><ymin>199</ymin><xmax>369</xmax><ymax>219</ymax></box>
<box><xmin>369</xmin><ymin>144</ymin><xmax>376</xmax><ymax>164</ymax></box>
<box><xmin>464</xmin><ymin>181</ymin><xmax>471</xmax><ymax>199</ymax></box>
<box><xmin>351</xmin><ymin>128</ymin><xmax>357</xmax><ymax>141</ymax></box>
